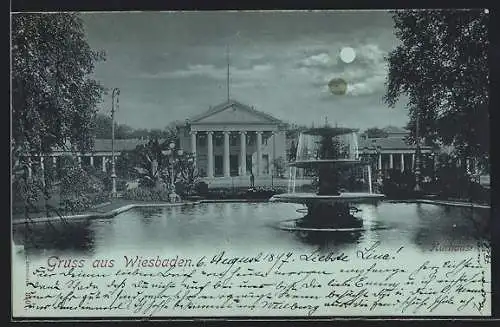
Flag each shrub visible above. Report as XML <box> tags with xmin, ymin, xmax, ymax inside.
<box><xmin>88</xmin><ymin>192</ymin><xmax>110</xmax><ymax>206</ymax></box>
<box><xmin>434</xmin><ymin>166</ymin><xmax>473</xmax><ymax>199</ymax></box>
<box><xmin>205</xmin><ymin>186</ymin><xmax>287</xmax><ymax>200</ymax></box>
<box><xmin>195</xmin><ymin>181</ymin><xmax>209</xmax><ymax>196</ymax></box>
<box><xmin>116</xmin><ymin>179</ymin><xmax>128</xmax><ymax>192</ymax></box>
<box><xmin>382</xmin><ymin>169</ymin><xmax>418</xmax><ymax>199</ymax></box>
<box><xmin>175</xmin><ymin>181</ymin><xmax>186</xmax><ymax>197</ymax></box>
<box><xmin>12</xmin><ymin>173</ymin><xmax>44</xmax><ymax>215</ymax></box>
<box><xmin>59</xmin><ymin>163</ymin><xmax>107</xmax><ymax>213</ymax></box>
<box><xmin>87</xmin><ymin>167</ymin><xmax>112</xmax><ymax>192</ymax></box>
<box><xmin>122</xmin><ymin>187</ymin><xmax>171</xmax><ymax>202</ymax></box>
<box><xmin>246</xmin><ymin>186</ymin><xmax>286</xmax><ymax>199</ymax></box>
<box><xmin>123</xmin><ymin>187</ymin><xmax>149</xmax><ymax>201</ymax></box>
<box><xmin>469</xmin><ymin>182</ymin><xmax>490</xmax><ymax>204</ymax></box>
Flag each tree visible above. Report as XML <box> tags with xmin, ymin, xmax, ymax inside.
<box><xmin>92</xmin><ymin>113</ymin><xmax>113</xmax><ymax>139</ymax></box>
<box><xmin>12</xmin><ymin>13</ymin><xmax>106</xmax><ymax>215</ymax></box>
<box><xmin>384</xmin><ymin>9</ymin><xmax>489</xmax><ymax>161</ymax></box>
<box><xmin>115</xmin><ymin>124</ymin><xmax>135</xmax><ymax>139</ymax></box>
<box><xmin>363</xmin><ymin>128</ymin><xmax>388</xmax><ymax>139</ymax></box>
<box><xmin>12</xmin><ymin>13</ymin><xmax>106</xmax><ymax>157</ymax></box>
<box><xmin>129</xmin><ymin>128</ymin><xmax>150</xmax><ymax>139</ymax></box>
<box><xmin>125</xmin><ymin>137</ymin><xmax>198</xmax><ymax>195</ymax></box>
<box><xmin>174</xmin><ymin>152</ymin><xmax>200</xmax><ymax>196</ymax></box>
<box><xmin>92</xmin><ymin>113</ymin><xmax>137</xmax><ymax>139</ymax></box>
<box><xmin>130</xmin><ymin>138</ymin><xmax>165</xmax><ymax>189</ymax></box>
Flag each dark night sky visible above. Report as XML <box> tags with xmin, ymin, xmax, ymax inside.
<box><xmin>81</xmin><ymin>10</ymin><xmax>410</xmax><ymax>130</ymax></box>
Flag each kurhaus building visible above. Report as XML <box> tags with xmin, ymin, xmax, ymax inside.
<box><xmin>358</xmin><ymin>126</ymin><xmax>433</xmax><ymax>175</ymax></box>
<box><xmin>177</xmin><ymin>99</ymin><xmax>288</xmax><ymax>179</ymax></box>
<box><xmin>21</xmin><ymin>117</ymin><xmax>485</xmax><ymax>188</ymax></box>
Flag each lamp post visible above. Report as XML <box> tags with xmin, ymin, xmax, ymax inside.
<box><xmin>111</xmin><ymin>88</ymin><xmax>120</xmax><ymax>198</ymax></box>
<box><xmin>430</xmin><ymin>151</ymin><xmax>436</xmax><ymax>182</ymax></box>
<box><xmin>375</xmin><ymin>146</ymin><xmax>382</xmax><ymax>193</ymax></box>
<box><xmin>413</xmin><ymin>108</ymin><xmax>422</xmax><ymax>192</ymax></box>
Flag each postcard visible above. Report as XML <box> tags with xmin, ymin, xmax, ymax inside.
<box><xmin>11</xmin><ymin>9</ymin><xmax>491</xmax><ymax>319</ymax></box>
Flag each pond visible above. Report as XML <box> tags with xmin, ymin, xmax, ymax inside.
<box><xmin>12</xmin><ymin>201</ymin><xmax>491</xmax><ymax>317</ymax></box>
<box><xmin>12</xmin><ymin>201</ymin><xmax>489</xmax><ymax>259</ymax></box>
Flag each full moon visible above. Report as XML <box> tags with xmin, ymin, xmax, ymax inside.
<box><xmin>328</xmin><ymin>78</ymin><xmax>348</xmax><ymax>95</ymax></box>
<box><xmin>340</xmin><ymin>47</ymin><xmax>356</xmax><ymax>63</ymax></box>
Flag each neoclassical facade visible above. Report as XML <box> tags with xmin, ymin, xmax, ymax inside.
<box><xmin>178</xmin><ymin>99</ymin><xmax>287</xmax><ymax>179</ymax></box>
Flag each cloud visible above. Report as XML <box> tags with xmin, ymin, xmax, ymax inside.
<box><xmin>141</xmin><ymin>64</ymin><xmax>222</xmax><ymax>79</ymax></box>
<box><xmin>295</xmin><ymin>43</ymin><xmax>389</xmax><ymax>97</ymax></box>
<box><xmin>347</xmin><ymin>74</ymin><xmax>387</xmax><ymax>96</ymax></box>
<box><xmin>299</xmin><ymin>52</ymin><xmax>338</xmax><ymax>68</ymax></box>
<box><xmin>140</xmin><ymin>62</ymin><xmax>276</xmax><ymax>83</ymax></box>
<box><xmin>356</xmin><ymin>43</ymin><xmax>387</xmax><ymax>65</ymax></box>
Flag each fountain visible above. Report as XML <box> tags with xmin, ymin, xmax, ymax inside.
<box><xmin>271</xmin><ymin>126</ymin><xmax>384</xmax><ymax>232</ymax></box>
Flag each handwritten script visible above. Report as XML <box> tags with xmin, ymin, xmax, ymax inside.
<box><xmin>17</xmin><ymin>242</ymin><xmax>491</xmax><ymax>317</ymax></box>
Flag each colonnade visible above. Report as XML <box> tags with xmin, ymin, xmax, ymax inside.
<box><xmin>190</xmin><ymin>130</ymin><xmax>280</xmax><ymax>178</ymax></box>
<box><xmin>23</xmin><ymin>153</ymin><xmax>113</xmax><ymax>179</ymax></box>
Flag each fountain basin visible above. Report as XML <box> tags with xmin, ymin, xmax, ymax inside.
<box><xmin>276</xmin><ymin>219</ymin><xmax>366</xmax><ymax>232</ymax></box>
<box><xmin>270</xmin><ymin>192</ymin><xmax>385</xmax><ymax>205</ymax></box>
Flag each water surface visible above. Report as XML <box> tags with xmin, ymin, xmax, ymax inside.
<box><xmin>12</xmin><ymin>201</ymin><xmax>490</xmax><ymax>258</ymax></box>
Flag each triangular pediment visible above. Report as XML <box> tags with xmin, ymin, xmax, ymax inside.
<box><xmin>190</xmin><ymin>100</ymin><xmax>281</xmax><ymax>125</ymax></box>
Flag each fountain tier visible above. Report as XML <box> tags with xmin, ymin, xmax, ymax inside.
<box><xmin>271</xmin><ymin>126</ymin><xmax>384</xmax><ymax>231</ymax></box>
<box><xmin>270</xmin><ymin>192</ymin><xmax>384</xmax><ymax>204</ymax></box>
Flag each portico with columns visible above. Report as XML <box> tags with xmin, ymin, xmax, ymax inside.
<box><xmin>179</xmin><ymin>99</ymin><xmax>287</xmax><ymax>180</ymax></box>
<box><xmin>358</xmin><ymin>132</ymin><xmax>434</xmax><ymax>177</ymax></box>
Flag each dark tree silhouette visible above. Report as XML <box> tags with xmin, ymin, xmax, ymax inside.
<box><xmin>12</xmin><ymin>13</ymin><xmax>106</xmax><ymax>157</ymax></box>
<box><xmin>384</xmin><ymin>9</ymin><xmax>489</xmax><ymax>161</ymax></box>
<box><xmin>363</xmin><ymin>128</ymin><xmax>388</xmax><ymax>139</ymax></box>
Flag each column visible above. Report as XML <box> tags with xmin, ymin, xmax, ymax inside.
<box><xmin>207</xmin><ymin>132</ymin><xmax>214</xmax><ymax>178</ymax></box>
<box><xmin>270</xmin><ymin>131</ymin><xmax>276</xmax><ymax>176</ymax></box>
<box><xmin>40</xmin><ymin>156</ymin><xmax>45</xmax><ymax>187</ymax></box>
<box><xmin>78</xmin><ymin>156</ymin><xmax>82</xmax><ymax>168</ymax></box>
<box><xmin>400</xmin><ymin>153</ymin><xmax>405</xmax><ymax>172</ymax></box>
<box><xmin>240</xmin><ymin>131</ymin><xmax>247</xmax><ymax>176</ymax></box>
<box><xmin>90</xmin><ymin>156</ymin><xmax>94</xmax><ymax>167</ymax></box>
<box><xmin>367</xmin><ymin>165</ymin><xmax>372</xmax><ymax>194</ymax></box>
<box><xmin>190</xmin><ymin>131</ymin><xmax>197</xmax><ymax>165</ymax></box>
<box><xmin>412</xmin><ymin>153</ymin><xmax>416</xmax><ymax>171</ymax></box>
<box><xmin>377</xmin><ymin>153</ymin><xmax>382</xmax><ymax>170</ymax></box>
<box><xmin>389</xmin><ymin>153</ymin><xmax>393</xmax><ymax>169</ymax></box>
<box><xmin>256</xmin><ymin>131</ymin><xmax>263</xmax><ymax>176</ymax></box>
<box><xmin>223</xmin><ymin>131</ymin><xmax>230</xmax><ymax>177</ymax></box>
<box><xmin>52</xmin><ymin>156</ymin><xmax>57</xmax><ymax>180</ymax></box>
<box><xmin>102</xmin><ymin>156</ymin><xmax>107</xmax><ymax>172</ymax></box>
<box><xmin>27</xmin><ymin>157</ymin><xmax>32</xmax><ymax>179</ymax></box>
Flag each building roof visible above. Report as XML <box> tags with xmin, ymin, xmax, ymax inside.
<box><xmin>187</xmin><ymin>99</ymin><xmax>283</xmax><ymax>125</ymax></box>
<box><xmin>52</xmin><ymin>138</ymin><xmax>149</xmax><ymax>153</ymax></box>
<box><xmin>359</xmin><ymin>137</ymin><xmax>431</xmax><ymax>151</ymax></box>
<box><xmin>93</xmin><ymin>139</ymin><xmax>150</xmax><ymax>152</ymax></box>
<box><xmin>382</xmin><ymin>126</ymin><xmax>409</xmax><ymax>134</ymax></box>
